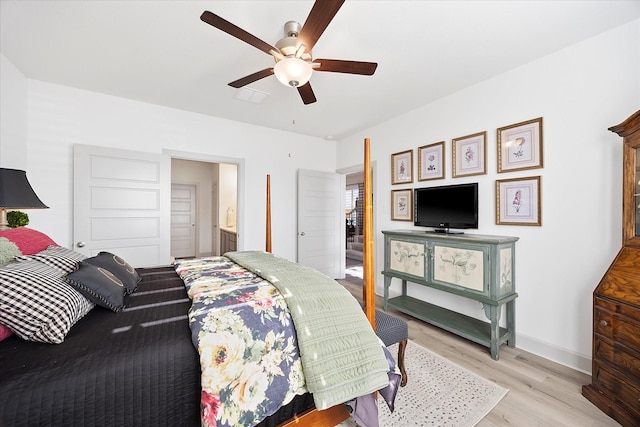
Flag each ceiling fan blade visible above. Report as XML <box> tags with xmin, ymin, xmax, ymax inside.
<box><xmin>314</xmin><ymin>59</ymin><xmax>378</xmax><ymax>75</ymax></box>
<box><xmin>228</xmin><ymin>68</ymin><xmax>274</xmax><ymax>88</ymax></box>
<box><xmin>201</xmin><ymin>11</ymin><xmax>277</xmax><ymax>55</ymax></box>
<box><xmin>297</xmin><ymin>0</ymin><xmax>345</xmax><ymax>52</ymax></box>
<box><xmin>297</xmin><ymin>82</ymin><xmax>317</xmax><ymax>105</ymax></box>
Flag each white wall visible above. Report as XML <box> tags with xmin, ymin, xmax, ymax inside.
<box><xmin>219</xmin><ymin>163</ymin><xmax>238</xmax><ymax>230</ymax></box>
<box><xmin>337</xmin><ymin>19</ymin><xmax>640</xmax><ymax>373</ymax></box>
<box><xmin>0</xmin><ymin>53</ymin><xmax>27</xmax><ymax>168</ymax></box>
<box><xmin>1</xmin><ymin>75</ymin><xmax>336</xmax><ymax>262</ymax></box>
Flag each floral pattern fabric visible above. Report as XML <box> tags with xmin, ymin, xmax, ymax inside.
<box><xmin>174</xmin><ymin>257</ymin><xmax>307</xmax><ymax>427</ymax></box>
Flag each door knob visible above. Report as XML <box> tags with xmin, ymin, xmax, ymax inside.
<box><xmin>76</xmin><ymin>241</ymin><xmax>85</xmax><ymax>248</ymax></box>
<box><xmin>299</xmin><ymin>232</ymin><xmax>306</xmax><ymax>236</ymax></box>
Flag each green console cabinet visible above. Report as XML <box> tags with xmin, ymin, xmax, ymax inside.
<box><xmin>382</xmin><ymin>229</ymin><xmax>518</xmax><ymax>360</ymax></box>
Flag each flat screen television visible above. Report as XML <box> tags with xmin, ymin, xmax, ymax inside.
<box><xmin>414</xmin><ymin>183</ymin><xmax>478</xmax><ymax>233</ymax></box>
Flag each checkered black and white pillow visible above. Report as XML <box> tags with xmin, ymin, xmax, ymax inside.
<box><xmin>0</xmin><ymin>260</ymin><xmax>94</xmax><ymax>344</ymax></box>
<box><xmin>17</xmin><ymin>246</ymin><xmax>87</xmax><ymax>274</ymax></box>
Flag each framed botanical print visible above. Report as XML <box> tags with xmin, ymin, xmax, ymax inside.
<box><xmin>496</xmin><ymin>175</ymin><xmax>541</xmax><ymax>226</ymax></box>
<box><xmin>452</xmin><ymin>131</ymin><xmax>487</xmax><ymax>178</ymax></box>
<box><xmin>391</xmin><ymin>150</ymin><xmax>413</xmax><ymax>185</ymax></box>
<box><xmin>497</xmin><ymin>117</ymin><xmax>543</xmax><ymax>173</ymax></box>
<box><xmin>391</xmin><ymin>189</ymin><xmax>413</xmax><ymax>221</ymax></box>
<box><xmin>418</xmin><ymin>142</ymin><xmax>445</xmax><ymax>181</ymax></box>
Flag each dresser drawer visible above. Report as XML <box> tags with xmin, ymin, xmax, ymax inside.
<box><xmin>595</xmin><ymin>338</ymin><xmax>640</xmax><ymax>382</ymax></box>
<box><xmin>593</xmin><ymin>361</ymin><xmax>640</xmax><ymax>415</ymax></box>
<box><xmin>594</xmin><ymin>306</ymin><xmax>640</xmax><ymax>350</ymax></box>
<box><xmin>596</xmin><ymin>297</ymin><xmax>640</xmax><ymax>323</ymax></box>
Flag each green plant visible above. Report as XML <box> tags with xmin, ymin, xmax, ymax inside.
<box><xmin>7</xmin><ymin>211</ymin><xmax>29</xmax><ymax>228</ymax></box>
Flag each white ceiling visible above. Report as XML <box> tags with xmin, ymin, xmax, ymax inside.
<box><xmin>1</xmin><ymin>1</ymin><xmax>639</xmax><ymax>140</ymax></box>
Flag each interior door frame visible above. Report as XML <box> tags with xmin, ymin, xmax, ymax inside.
<box><xmin>164</xmin><ymin>149</ymin><xmax>245</xmax><ymax>252</ymax></box>
<box><xmin>337</xmin><ymin>160</ymin><xmax>378</xmax><ymax>277</ymax></box>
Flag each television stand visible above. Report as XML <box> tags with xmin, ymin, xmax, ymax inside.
<box><xmin>382</xmin><ymin>230</ymin><xmax>519</xmax><ymax>360</ymax></box>
<box><xmin>433</xmin><ymin>228</ymin><xmax>464</xmax><ymax>234</ymax></box>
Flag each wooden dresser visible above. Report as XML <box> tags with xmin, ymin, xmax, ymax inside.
<box><xmin>582</xmin><ymin>110</ymin><xmax>640</xmax><ymax>427</ymax></box>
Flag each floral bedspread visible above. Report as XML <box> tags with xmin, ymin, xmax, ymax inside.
<box><xmin>174</xmin><ymin>257</ymin><xmax>307</xmax><ymax>427</ymax></box>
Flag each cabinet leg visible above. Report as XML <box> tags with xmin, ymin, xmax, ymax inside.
<box><xmin>486</xmin><ymin>304</ymin><xmax>500</xmax><ymax>360</ymax></box>
<box><xmin>506</xmin><ymin>299</ymin><xmax>516</xmax><ymax>348</ymax></box>
<box><xmin>384</xmin><ymin>276</ymin><xmax>391</xmax><ymax>311</ymax></box>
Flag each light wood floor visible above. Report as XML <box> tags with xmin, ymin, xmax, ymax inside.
<box><xmin>338</xmin><ymin>270</ymin><xmax>621</xmax><ymax>427</ymax></box>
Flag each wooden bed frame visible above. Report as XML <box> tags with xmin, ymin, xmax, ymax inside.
<box><xmin>271</xmin><ymin>138</ymin><xmax>376</xmax><ymax>426</ymax></box>
<box><xmin>0</xmin><ymin>140</ymin><xmax>377</xmax><ymax>427</ymax></box>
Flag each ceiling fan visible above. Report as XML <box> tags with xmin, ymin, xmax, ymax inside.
<box><xmin>200</xmin><ymin>0</ymin><xmax>377</xmax><ymax>105</ymax></box>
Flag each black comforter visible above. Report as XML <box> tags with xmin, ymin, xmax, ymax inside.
<box><xmin>0</xmin><ymin>266</ymin><xmax>201</xmax><ymax>426</ymax></box>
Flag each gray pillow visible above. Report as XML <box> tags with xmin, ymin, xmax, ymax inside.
<box><xmin>84</xmin><ymin>252</ymin><xmax>140</xmax><ymax>294</ymax></box>
<box><xmin>65</xmin><ymin>261</ymin><xmax>126</xmax><ymax>312</ymax></box>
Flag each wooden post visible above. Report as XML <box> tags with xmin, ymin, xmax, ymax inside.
<box><xmin>266</xmin><ymin>174</ymin><xmax>272</xmax><ymax>253</ymax></box>
<box><xmin>363</xmin><ymin>138</ymin><xmax>376</xmax><ymax>330</ymax></box>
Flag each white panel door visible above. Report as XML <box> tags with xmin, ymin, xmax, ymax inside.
<box><xmin>73</xmin><ymin>144</ymin><xmax>171</xmax><ymax>267</ymax></box>
<box><xmin>297</xmin><ymin>169</ymin><xmax>344</xmax><ymax>279</ymax></box>
<box><xmin>171</xmin><ymin>184</ymin><xmax>196</xmax><ymax>259</ymax></box>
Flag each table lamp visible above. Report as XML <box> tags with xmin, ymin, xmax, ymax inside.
<box><xmin>0</xmin><ymin>168</ymin><xmax>48</xmax><ymax>230</ymax></box>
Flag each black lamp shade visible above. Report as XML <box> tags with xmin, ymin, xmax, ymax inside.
<box><xmin>0</xmin><ymin>168</ymin><xmax>48</xmax><ymax>209</ymax></box>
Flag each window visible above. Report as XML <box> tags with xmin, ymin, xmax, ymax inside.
<box><xmin>345</xmin><ymin>185</ymin><xmax>359</xmax><ymax>213</ymax></box>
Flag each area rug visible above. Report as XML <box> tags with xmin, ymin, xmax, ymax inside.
<box><xmin>337</xmin><ymin>340</ymin><xmax>508</xmax><ymax>426</ymax></box>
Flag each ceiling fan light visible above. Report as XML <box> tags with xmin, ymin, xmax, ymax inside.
<box><xmin>274</xmin><ymin>57</ymin><xmax>313</xmax><ymax>87</ymax></box>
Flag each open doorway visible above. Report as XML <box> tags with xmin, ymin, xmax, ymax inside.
<box><xmin>344</xmin><ymin>171</ymin><xmax>364</xmax><ymax>283</ymax></box>
<box><xmin>170</xmin><ymin>158</ymin><xmax>238</xmax><ymax>260</ymax></box>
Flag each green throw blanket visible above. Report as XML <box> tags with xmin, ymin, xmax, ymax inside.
<box><xmin>226</xmin><ymin>251</ymin><xmax>389</xmax><ymax>410</ymax></box>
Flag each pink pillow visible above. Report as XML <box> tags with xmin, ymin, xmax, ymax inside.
<box><xmin>0</xmin><ymin>227</ymin><xmax>58</xmax><ymax>255</ymax></box>
<box><xmin>0</xmin><ymin>323</ymin><xmax>13</xmax><ymax>341</ymax></box>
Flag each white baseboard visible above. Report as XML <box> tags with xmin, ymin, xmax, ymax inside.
<box><xmin>517</xmin><ymin>333</ymin><xmax>592</xmax><ymax>375</ymax></box>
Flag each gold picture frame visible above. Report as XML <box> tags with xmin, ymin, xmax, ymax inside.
<box><xmin>497</xmin><ymin>117</ymin><xmax>543</xmax><ymax>173</ymax></box>
<box><xmin>418</xmin><ymin>141</ymin><xmax>445</xmax><ymax>181</ymax></box>
<box><xmin>496</xmin><ymin>175</ymin><xmax>541</xmax><ymax>226</ymax></box>
<box><xmin>452</xmin><ymin>131</ymin><xmax>487</xmax><ymax>178</ymax></box>
<box><xmin>391</xmin><ymin>149</ymin><xmax>414</xmax><ymax>185</ymax></box>
<box><xmin>391</xmin><ymin>189</ymin><xmax>413</xmax><ymax>221</ymax></box>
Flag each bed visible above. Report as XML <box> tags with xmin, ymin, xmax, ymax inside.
<box><xmin>0</xmin><ymin>139</ymin><xmax>389</xmax><ymax>427</ymax></box>
<box><xmin>0</xmin><ymin>263</ymin><xmax>201</xmax><ymax>426</ymax></box>
<box><xmin>0</xmin><ymin>260</ymin><xmax>375</xmax><ymax>427</ymax></box>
